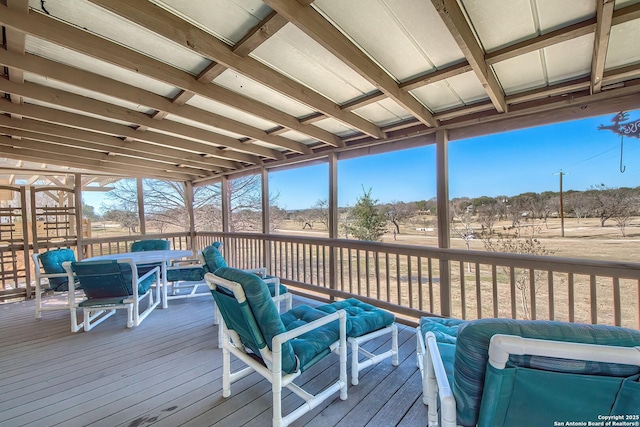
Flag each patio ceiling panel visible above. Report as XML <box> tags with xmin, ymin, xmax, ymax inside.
<box><xmin>352</xmin><ymin>99</ymin><xmax>414</xmax><ymax>127</ymax></box>
<box><xmin>312</xmin><ymin>0</ymin><xmax>463</xmax><ymax>81</ymax></box>
<box><xmin>606</xmin><ymin>18</ymin><xmax>640</xmax><ymax>69</ymax></box>
<box><xmin>23</xmin><ymin>72</ymin><xmax>156</xmax><ymax>115</ymax></box>
<box><xmin>27</xmin><ymin>0</ymin><xmax>210</xmax><ymax>75</ymax></box>
<box><xmin>460</xmin><ymin>0</ymin><xmax>538</xmax><ymax>52</ymax></box>
<box><xmin>250</xmin><ymin>23</ymin><xmax>378</xmax><ymax>105</ymax></box>
<box><xmin>24</xmin><ymin>36</ymin><xmax>181</xmax><ymax>99</ymax></box>
<box><xmin>149</xmin><ymin>0</ymin><xmax>272</xmax><ymax>46</ymax></box>
<box><xmin>213</xmin><ymin>69</ymin><xmax>317</xmax><ymax>119</ymax></box>
<box><xmin>185</xmin><ymin>94</ymin><xmax>280</xmax><ymax>132</ymax></box>
<box><xmin>544</xmin><ymin>35</ymin><xmax>594</xmax><ymax>84</ymax></box>
<box><xmin>492</xmin><ymin>52</ymin><xmax>547</xmax><ymax>96</ymax></box>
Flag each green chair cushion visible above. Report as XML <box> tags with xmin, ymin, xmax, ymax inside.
<box><xmin>131</xmin><ymin>240</ymin><xmax>170</xmax><ymax>252</ymax></box>
<box><xmin>265</xmin><ymin>280</ymin><xmax>288</xmax><ymax>297</ymax></box>
<box><xmin>202</xmin><ymin>244</ymin><xmax>227</xmax><ymax>272</ymax></box>
<box><xmin>72</xmin><ymin>260</ymin><xmax>155</xmax><ymax>299</ymax></box>
<box><xmin>39</xmin><ymin>248</ymin><xmax>76</xmax><ymax>291</ymax></box>
<box><xmin>453</xmin><ymin>318</ymin><xmax>640</xmax><ymax>427</ymax></box>
<box><xmin>214</xmin><ymin>267</ymin><xmax>297</xmax><ymax>374</ymax></box>
<box><xmin>317</xmin><ymin>298</ymin><xmax>394</xmax><ymax>337</ymax></box>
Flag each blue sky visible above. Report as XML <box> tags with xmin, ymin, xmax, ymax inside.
<box><xmin>270</xmin><ymin>109</ymin><xmax>640</xmax><ymax>210</ymax></box>
<box><xmin>85</xmin><ymin>109</ymin><xmax>640</xmax><ymax>212</ymax></box>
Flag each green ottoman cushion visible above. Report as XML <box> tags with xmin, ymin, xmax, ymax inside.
<box><xmin>317</xmin><ymin>298</ymin><xmax>394</xmax><ymax>338</ymax></box>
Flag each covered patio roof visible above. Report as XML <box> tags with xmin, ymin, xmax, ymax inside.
<box><xmin>0</xmin><ymin>0</ymin><xmax>639</xmax><ymax>186</ymax></box>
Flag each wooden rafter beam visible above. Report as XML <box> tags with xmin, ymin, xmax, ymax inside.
<box><xmin>5</xmin><ymin>0</ymin><xmax>27</xmax><ymax>106</ymax></box>
<box><xmin>432</xmin><ymin>0</ymin><xmax>507</xmax><ymax>113</ymax></box>
<box><xmin>0</xmin><ymin>51</ymin><xmax>310</xmax><ymax>155</ymax></box>
<box><xmin>591</xmin><ymin>0</ymin><xmax>615</xmax><ymax>94</ymax></box>
<box><xmin>0</xmin><ymin>115</ymin><xmax>227</xmax><ymax>171</ymax></box>
<box><xmin>0</xmin><ymin>3</ymin><xmax>342</xmax><ymax>149</ymax></box>
<box><xmin>88</xmin><ymin>0</ymin><xmax>384</xmax><ymax>139</ymax></box>
<box><xmin>0</xmin><ymin>99</ymin><xmax>260</xmax><ymax>166</ymax></box>
<box><xmin>0</xmin><ymin>138</ymin><xmax>195</xmax><ymax>180</ymax></box>
<box><xmin>264</xmin><ymin>0</ymin><xmax>437</xmax><ymax>128</ymax></box>
<box><xmin>0</xmin><ymin>133</ymin><xmax>213</xmax><ymax>178</ymax></box>
<box><xmin>0</xmin><ymin>77</ymin><xmax>287</xmax><ymax>161</ymax></box>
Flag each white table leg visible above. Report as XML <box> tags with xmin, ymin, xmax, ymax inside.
<box><xmin>161</xmin><ymin>263</ymin><xmax>168</xmax><ymax>308</ymax></box>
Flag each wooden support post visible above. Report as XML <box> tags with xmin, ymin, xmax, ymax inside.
<box><xmin>328</xmin><ymin>152</ymin><xmax>338</xmax><ymax>300</ymax></box>
<box><xmin>261</xmin><ymin>168</ymin><xmax>271</xmax><ymax>271</ymax></box>
<box><xmin>136</xmin><ymin>178</ymin><xmax>146</xmax><ymax>235</ymax></box>
<box><xmin>73</xmin><ymin>174</ymin><xmax>84</xmax><ymax>259</ymax></box>
<box><xmin>221</xmin><ymin>175</ymin><xmax>231</xmax><ymax>259</ymax></box>
<box><xmin>184</xmin><ymin>181</ymin><xmax>196</xmax><ymax>251</ymax></box>
<box><xmin>436</xmin><ymin>130</ymin><xmax>452</xmax><ymax>317</ymax></box>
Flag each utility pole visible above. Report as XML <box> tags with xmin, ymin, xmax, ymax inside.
<box><xmin>553</xmin><ymin>170</ymin><xmax>569</xmax><ymax>237</ymax></box>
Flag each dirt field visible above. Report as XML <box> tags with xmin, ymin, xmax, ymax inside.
<box><xmin>273</xmin><ymin>216</ymin><xmax>640</xmax><ymax>263</ymax></box>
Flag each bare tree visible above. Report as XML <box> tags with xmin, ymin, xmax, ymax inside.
<box><xmin>385</xmin><ymin>200</ymin><xmax>413</xmax><ymax>235</ymax></box>
<box><xmin>564</xmin><ymin>191</ymin><xmax>592</xmax><ymax>223</ymax></box>
<box><xmin>482</xmin><ymin>223</ymin><xmax>556</xmax><ymax>319</ymax></box>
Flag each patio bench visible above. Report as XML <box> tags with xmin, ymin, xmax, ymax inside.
<box><xmin>316</xmin><ymin>298</ymin><xmax>398</xmax><ymax>385</ymax></box>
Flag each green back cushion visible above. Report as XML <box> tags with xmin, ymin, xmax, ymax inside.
<box><xmin>214</xmin><ymin>267</ymin><xmax>297</xmax><ymax>373</ymax></box>
<box><xmin>131</xmin><ymin>240</ymin><xmax>170</xmax><ymax>252</ymax></box>
<box><xmin>166</xmin><ymin>266</ymin><xmax>205</xmax><ymax>282</ymax></box>
<box><xmin>453</xmin><ymin>318</ymin><xmax>640</xmax><ymax>427</ymax></box>
<box><xmin>71</xmin><ymin>260</ymin><xmax>154</xmax><ymax>299</ymax></box>
<box><xmin>202</xmin><ymin>244</ymin><xmax>227</xmax><ymax>273</ymax></box>
<box><xmin>39</xmin><ymin>249</ymin><xmax>76</xmax><ymax>291</ymax></box>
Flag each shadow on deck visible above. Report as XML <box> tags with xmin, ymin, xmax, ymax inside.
<box><xmin>0</xmin><ymin>293</ymin><xmax>427</xmax><ymax>427</ymax></box>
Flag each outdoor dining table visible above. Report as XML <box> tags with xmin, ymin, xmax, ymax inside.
<box><xmin>82</xmin><ymin>249</ymin><xmax>193</xmax><ymax>309</ymax></box>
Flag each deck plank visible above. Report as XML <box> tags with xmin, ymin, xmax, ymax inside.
<box><xmin>0</xmin><ymin>293</ymin><xmax>428</xmax><ymax>427</ymax></box>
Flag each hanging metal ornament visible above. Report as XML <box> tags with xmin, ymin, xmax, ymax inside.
<box><xmin>598</xmin><ymin>112</ymin><xmax>640</xmax><ymax>173</ymax></box>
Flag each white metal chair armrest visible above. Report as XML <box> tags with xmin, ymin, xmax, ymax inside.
<box><xmin>488</xmin><ymin>334</ymin><xmax>640</xmax><ymax>370</ymax></box>
<box><xmin>425</xmin><ymin>331</ymin><xmax>456</xmax><ymax>427</ymax></box>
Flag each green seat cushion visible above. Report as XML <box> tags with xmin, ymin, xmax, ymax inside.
<box><xmin>420</xmin><ymin>316</ymin><xmax>464</xmax><ymax>345</ymax></box>
<box><xmin>453</xmin><ymin>318</ymin><xmax>640</xmax><ymax>427</ymax></box>
<box><xmin>317</xmin><ymin>298</ymin><xmax>394</xmax><ymax>338</ymax></box>
<box><xmin>265</xmin><ymin>280</ymin><xmax>288</xmax><ymax>297</ymax></box>
<box><xmin>166</xmin><ymin>266</ymin><xmax>205</xmax><ymax>282</ymax></box>
<box><xmin>280</xmin><ymin>305</ymin><xmax>342</xmax><ymax>372</ymax></box>
<box><xmin>39</xmin><ymin>248</ymin><xmax>76</xmax><ymax>291</ymax></box>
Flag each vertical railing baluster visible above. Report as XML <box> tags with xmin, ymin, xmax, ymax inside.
<box><xmin>395</xmin><ymin>253</ymin><xmax>401</xmax><ymax>306</ymax></box>
<box><xmin>339</xmin><ymin>247</ymin><xmax>344</xmax><ymax>292</ymax></box>
<box><xmin>613</xmin><ymin>277</ymin><xmax>621</xmax><ymax>327</ymax></box>
<box><xmin>568</xmin><ymin>273</ymin><xmax>575</xmax><ymax>323</ymax></box>
<box><xmin>365</xmin><ymin>250</ymin><xmax>370</xmax><ymax>298</ymax></box>
<box><xmin>590</xmin><ymin>275</ymin><xmax>597</xmax><ymax>324</ymax></box>
<box><xmin>529</xmin><ymin>269</ymin><xmax>536</xmax><ymax>320</ymax></box>
<box><xmin>459</xmin><ymin>262</ymin><xmax>466</xmax><ymax>319</ymax></box>
<box><xmin>428</xmin><ymin>258</ymin><xmax>434</xmax><ymax>313</ymax></box>
<box><xmin>385</xmin><ymin>252</ymin><xmax>391</xmax><ymax>303</ymax></box>
<box><xmin>509</xmin><ymin>266</ymin><xmax>516</xmax><ymax>319</ymax></box>
<box><xmin>417</xmin><ymin>256</ymin><xmax>423</xmax><ymax>311</ymax></box>
<box><xmin>474</xmin><ymin>262</ymin><xmax>481</xmax><ymax>318</ymax></box>
<box><xmin>348</xmin><ymin>248</ymin><xmax>353</xmax><ymax>294</ymax></box>
<box><xmin>357</xmin><ymin>250</ymin><xmax>362</xmax><ymax>296</ymax></box>
<box><xmin>407</xmin><ymin>255</ymin><xmax>413</xmax><ymax>307</ymax></box>
<box><xmin>490</xmin><ymin>264</ymin><xmax>497</xmax><ymax>318</ymax></box>
<box><xmin>548</xmin><ymin>271</ymin><xmax>554</xmax><ymax>321</ymax></box>
<box><xmin>375</xmin><ymin>251</ymin><xmax>381</xmax><ymax>301</ymax></box>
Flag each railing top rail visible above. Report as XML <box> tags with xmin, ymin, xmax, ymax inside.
<box><xmin>200</xmin><ymin>231</ymin><xmax>640</xmax><ymax>279</ymax></box>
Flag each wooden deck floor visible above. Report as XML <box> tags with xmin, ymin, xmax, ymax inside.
<box><xmin>0</xmin><ymin>293</ymin><xmax>428</xmax><ymax>427</ymax></box>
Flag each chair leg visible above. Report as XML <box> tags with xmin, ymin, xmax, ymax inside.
<box><xmin>34</xmin><ymin>281</ymin><xmax>42</xmax><ymax>319</ymax></box>
<box><xmin>222</xmin><ymin>343</ymin><xmax>231</xmax><ymax>398</ymax></box>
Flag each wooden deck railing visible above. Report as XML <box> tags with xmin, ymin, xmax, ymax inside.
<box><xmin>3</xmin><ymin>231</ymin><xmax>639</xmax><ymax>329</ymax></box>
<box><xmin>198</xmin><ymin>232</ymin><xmax>640</xmax><ymax>329</ymax></box>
